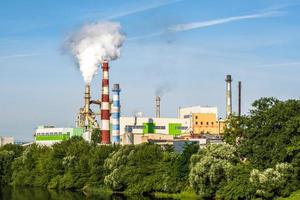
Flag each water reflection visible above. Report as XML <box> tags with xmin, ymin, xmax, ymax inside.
<box><xmin>0</xmin><ymin>187</ymin><xmax>161</xmax><ymax>200</ymax></box>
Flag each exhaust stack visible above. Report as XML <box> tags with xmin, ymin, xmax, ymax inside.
<box><xmin>84</xmin><ymin>84</ymin><xmax>91</xmax><ymax>115</ymax></box>
<box><xmin>238</xmin><ymin>81</ymin><xmax>242</xmax><ymax>117</ymax></box>
<box><xmin>84</xmin><ymin>84</ymin><xmax>91</xmax><ymax>127</ymax></box>
<box><xmin>156</xmin><ymin>96</ymin><xmax>160</xmax><ymax>118</ymax></box>
<box><xmin>101</xmin><ymin>60</ymin><xmax>110</xmax><ymax>144</ymax></box>
<box><xmin>225</xmin><ymin>75</ymin><xmax>232</xmax><ymax>118</ymax></box>
<box><xmin>112</xmin><ymin>84</ymin><xmax>121</xmax><ymax>144</ymax></box>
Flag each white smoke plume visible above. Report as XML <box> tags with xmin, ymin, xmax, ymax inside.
<box><xmin>68</xmin><ymin>21</ymin><xmax>125</xmax><ymax>83</ymax></box>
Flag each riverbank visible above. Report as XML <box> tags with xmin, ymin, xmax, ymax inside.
<box><xmin>154</xmin><ymin>190</ymin><xmax>199</xmax><ymax>199</ymax></box>
<box><xmin>82</xmin><ymin>185</ymin><xmax>113</xmax><ymax>197</ymax></box>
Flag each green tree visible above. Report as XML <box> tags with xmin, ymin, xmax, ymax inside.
<box><xmin>91</xmin><ymin>128</ymin><xmax>101</xmax><ymax>144</ymax></box>
<box><xmin>0</xmin><ymin>150</ymin><xmax>15</xmax><ymax>185</ymax></box>
<box><xmin>104</xmin><ymin>143</ymin><xmax>183</xmax><ymax>194</ymax></box>
<box><xmin>250</xmin><ymin>163</ymin><xmax>295</xmax><ymax>199</ymax></box>
<box><xmin>217</xmin><ymin>163</ymin><xmax>256</xmax><ymax>200</ymax></box>
<box><xmin>226</xmin><ymin>98</ymin><xmax>300</xmax><ymax>169</ymax></box>
<box><xmin>0</xmin><ymin>144</ymin><xmax>23</xmax><ymax>185</ymax></box>
<box><xmin>189</xmin><ymin>144</ymin><xmax>238</xmax><ymax>199</ymax></box>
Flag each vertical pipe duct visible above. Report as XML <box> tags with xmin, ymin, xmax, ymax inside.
<box><xmin>156</xmin><ymin>96</ymin><xmax>160</xmax><ymax>118</ymax></box>
<box><xmin>84</xmin><ymin>84</ymin><xmax>91</xmax><ymax>127</ymax></box>
<box><xmin>225</xmin><ymin>75</ymin><xmax>232</xmax><ymax>118</ymax></box>
<box><xmin>101</xmin><ymin>60</ymin><xmax>110</xmax><ymax>144</ymax></box>
<box><xmin>238</xmin><ymin>81</ymin><xmax>242</xmax><ymax>117</ymax></box>
<box><xmin>111</xmin><ymin>84</ymin><xmax>121</xmax><ymax>144</ymax></box>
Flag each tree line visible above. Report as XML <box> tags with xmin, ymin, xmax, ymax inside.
<box><xmin>0</xmin><ymin>97</ymin><xmax>299</xmax><ymax>199</ymax></box>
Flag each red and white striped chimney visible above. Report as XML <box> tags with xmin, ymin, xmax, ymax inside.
<box><xmin>101</xmin><ymin>60</ymin><xmax>110</xmax><ymax>144</ymax></box>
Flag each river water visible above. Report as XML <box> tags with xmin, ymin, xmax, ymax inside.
<box><xmin>0</xmin><ymin>187</ymin><xmax>163</xmax><ymax>200</ymax></box>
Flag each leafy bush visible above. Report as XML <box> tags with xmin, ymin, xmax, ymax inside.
<box><xmin>189</xmin><ymin>144</ymin><xmax>238</xmax><ymax>198</ymax></box>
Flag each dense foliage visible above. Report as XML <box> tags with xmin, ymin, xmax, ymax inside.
<box><xmin>0</xmin><ymin>98</ymin><xmax>299</xmax><ymax>200</ymax></box>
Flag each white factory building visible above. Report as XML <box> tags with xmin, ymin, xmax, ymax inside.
<box><xmin>178</xmin><ymin>106</ymin><xmax>218</xmax><ymax>119</ymax></box>
<box><xmin>0</xmin><ymin>136</ymin><xmax>14</xmax><ymax>146</ymax></box>
<box><xmin>118</xmin><ymin>106</ymin><xmax>221</xmax><ymax>145</ymax></box>
<box><xmin>34</xmin><ymin>125</ymin><xmax>88</xmax><ymax>146</ymax></box>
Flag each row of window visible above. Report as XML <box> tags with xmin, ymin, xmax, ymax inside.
<box><xmin>124</xmin><ymin>125</ymin><xmax>188</xmax><ymax>130</ymax></box>
<box><xmin>36</xmin><ymin>132</ymin><xmax>70</xmax><ymax>136</ymax></box>
<box><xmin>175</xmin><ymin>126</ymin><xmax>188</xmax><ymax>130</ymax></box>
<box><xmin>195</xmin><ymin>121</ymin><xmax>221</xmax><ymax>126</ymax></box>
<box><xmin>125</xmin><ymin>125</ymin><xmax>166</xmax><ymax>130</ymax></box>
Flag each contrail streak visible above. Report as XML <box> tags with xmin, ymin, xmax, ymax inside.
<box><xmin>168</xmin><ymin>11</ymin><xmax>283</xmax><ymax>32</ymax></box>
<box><xmin>104</xmin><ymin>0</ymin><xmax>185</xmax><ymax>20</ymax></box>
<box><xmin>129</xmin><ymin>10</ymin><xmax>283</xmax><ymax>40</ymax></box>
<box><xmin>0</xmin><ymin>53</ymin><xmax>41</xmax><ymax>61</ymax></box>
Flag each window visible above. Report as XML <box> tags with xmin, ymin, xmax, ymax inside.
<box><xmin>206</xmin><ymin>122</ymin><xmax>209</xmax><ymax>125</ymax></box>
<box><xmin>133</xmin><ymin>125</ymin><xmax>143</xmax><ymax>129</ymax></box>
<box><xmin>195</xmin><ymin>116</ymin><xmax>198</xmax><ymax>119</ymax></box>
<box><xmin>155</xmin><ymin>126</ymin><xmax>166</xmax><ymax>130</ymax></box>
<box><xmin>195</xmin><ymin>122</ymin><xmax>198</xmax><ymax>125</ymax></box>
<box><xmin>201</xmin><ymin>122</ymin><xmax>203</xmax><ymax>125</ymax></box>
<box><xmin>175</xmin><ymin>126</ymin><xmax>188</xmax><ymax>130</ymax></box>
<box><xmin>211</xmin><ymin>122</ymin><xmax>214</xmax><ymax>125</ymax></box>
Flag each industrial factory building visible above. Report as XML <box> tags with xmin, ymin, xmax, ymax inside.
<box><xmin>32</xmin><ymin>59</ymin><xmax>239</xmax><ymax>147</ymax></box>
<box><xmin>179</xmin><ymin>106</ymin><xmax>226</xmax><ymax>135</ymax></box>
<box><xmin>120</xmin><ymin>117</ymin><xmax>190</xmax><ymax>136</ymax></box>
<box><xmin>0</xmin><ymin>136</ymin><xmax>14</xmax><ymax>146</ymax></box>
<box><xmin>34</xmin><ymin>126</ymin><xmax>86</xmax><ymax>146</ymax></box>
<box><xmin>118</xmin><ymin>106</ymin><xmax>225</xmax><ymax>145</ymax></box>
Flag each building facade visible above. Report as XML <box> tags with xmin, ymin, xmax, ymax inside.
<box><xmin>0</xmin><ymin>136</ymin><xmax>14</xmax><ymax>146</ymax></box>
<box><xmin>178</xmin><ymin>106</ymin><xmax>225</xmax><ymax>135</ymax></box>
<box><xmin>192</xmin><ymin>113</ymin><xmax>226</xmax><ymax>134</ymax></box>
<box><xmin>120</xmin><ymin>117</ymin><xmax>190</xmax><ymax>137</ymax></box>
<box><xmin>34</xmin><ymin>125</ymin><xmax>85</xmax><ymax>146</ymax></box>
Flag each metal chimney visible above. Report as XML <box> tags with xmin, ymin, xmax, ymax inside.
<box><xmin>84</xmin><ymin>84</ymin><xmax>91</xmax><ymax>128</ymax></box>
<box><xmin>156</xmin><ymin>96</ymin><xmax>160</xmax><ymax>118</ymax></box>
<box><xmin>225</xmin><ymin>75</ymin><xmax>232</xmax><ymax>118</ymax></box>
<box><xmin>238</xmin><ymin>81</ymin><xmax>242</xmax><ymax>117</ymax></box>
<box><xmin>84</xmin><ymin>84</ymin><xmax>91</xmax><ymax>116</ymax></box>
<box><xmin>111</xmin><ymin>84</ymin><xmax>121</xmax><ymax>144</ymax></box>
<box><xmin>101</xmin><ymin>60</ymin><xmax>110</xmax><ymax>144</ymax></box>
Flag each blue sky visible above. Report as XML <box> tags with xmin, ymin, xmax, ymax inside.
<box><xmin>1</xmin><ymin>0</ymin><xmax>300</xmax><ymax>141</ymax></box>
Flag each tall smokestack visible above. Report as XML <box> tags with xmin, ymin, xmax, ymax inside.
<box><xmin>84</xmin><ymin>84</ymin><xmax>91</xmax><ymax>125</ymax></box>
<box><xmin>225</xmin><ymin>75</ymin><xmax>232</xmax><ymax>118</ymax></box>
<box><xmin>101</xmin><ymin>60</ymin><xmax>110</xmax><ymax>144</ymax></box>
<box><xmin>156</xmin><ymin>96</ymin><xmax>160</xmax><ymax>118</ymax></box>
<box><xmin>111</xmin><ymin>84</ymin><xmax>121</xmax><ymax>144</ymax></box>
<box><xmin>238</xmin><ymin>81</ymin><xmax>242</xmax><ymax>117</ymax></box>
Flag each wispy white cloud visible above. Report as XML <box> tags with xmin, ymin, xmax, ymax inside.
<box><xmin>129</xmin><ymin>10</ymin><xmax>284</xmax><ymax>40</ymax></box>
<box><xmin>168</xmin><ymin>11</ymin><xmax>283</xmax><ymax>32</ymax></box>
<box><xmin>103</xmin><ymin>0</ymin><xmax>185</xmax><ymax>20</ymax></box>
<box><xmin>0</xmin><ymin>53</ymin><xmax>42</xmax><ymax>61</ymax></box>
